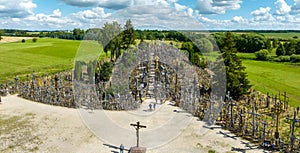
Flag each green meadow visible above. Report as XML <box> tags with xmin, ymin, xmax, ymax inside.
<box><xmin>242</xmin><ymin>59</ymin><xmax>300</xmax><ymax>107</ymax></box>
<box><xmin>0</xmin><ymin>38</ymin><xmax>105</xmax><ymax>83</ymax></box>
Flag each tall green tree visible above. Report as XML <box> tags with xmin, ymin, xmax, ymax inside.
<box><xmin>99</xmin><ymin>21</ymin><xmax>122</xmax><ymax>62</ymax></box>
<box><xmin>121</xmin><ymin>19</ymin><xmax>136</xmax><ymax>52</ymax></box>
<box><xmin>218</xmin><ymin>32</ymin><xmax>251</xmax><ymax>100</ymax></box>
<box><xmin>276</xmin><ymin>43</ymin><xmax>285</xmax><ymax>56</ymax></box>
<box><xmin>284</xmin><ymin>40</ymin><xmax>296</xmax><ymax>55</ymax></box>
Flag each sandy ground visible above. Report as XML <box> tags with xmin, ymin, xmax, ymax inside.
<box><xmin>0</xmin><ymin>36</ymin><xmax>34</xmax><ymax>43</ymax></box>
<box><xmin>0</xmin><ymin>95</ymin><xmax>267</xmax><ymax>153</ymax></box>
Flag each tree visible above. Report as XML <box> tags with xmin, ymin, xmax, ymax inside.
<box><xmin>194</xmin><ymin>38</ymin><xmax>213</xmax><ymax>53</ymax></box>
<box><xmin>218</xmin><ymin>32</ymin><xmax>251</xmax><ymax>100</ymax></box>
<box><xmin>121</xmin><ymin>19</ymin><xmax>136</xmax><ymax>51</ymax></box>
<box><xmin>255</xmin><ymin>49</ymin><xmax>269</xmax><ymax>61</ymax></box>
<box><xmin>0</xmin><ymin>30</ymin><xmax>3</xmax><ymax>41</ymax></box>
<box><xmin>73</xmin><ymin>28</ymin><xmax>85</xmax><ymax>40</ymax></box>
<box><xmin>99</xmin><ymin>61</ymin><xmax>113</xmax><ymax>82</ymax></box>
<box><xmin>273</xmin><ymin>39</ymin><xmax>279</xmax><ymax>48</ymax></box>
<box><xmin>32</xmin><ymin>38</ymin><xmax>37</xmax><ymax>42</ymax></box>
<box><xmin>284</xmin><ymin>40</ymin><xmax>296</xmax><ymax>55</ymax></box>
<box><xmin>276</xmin><ymin>43</ymin><xmax>285</xmax><ymax>56</ymax></box>
<box><xmin>296</xmin><ymin>41</ymin><xmax>300</xmax><ymax>54</ymax></box>
<box><xmin>181</xmin><ymin>42</ymin><xmax>194</xmax><ymax>63</ymax></box>
<box><xmin>99</xmin><ymin>21</ymin><xmax>122</xmax><ymax>62</ymax></box>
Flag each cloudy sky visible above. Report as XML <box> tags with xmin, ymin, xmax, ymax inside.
<box><xmin>0</xmin><ymin>0</ymin><xmax>300</xmax><ymax>30</ymax></box>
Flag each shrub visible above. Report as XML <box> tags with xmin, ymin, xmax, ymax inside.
<box><xmin>32</xmin><ymin>38</ymin><xmax>37</xmax><ymax>42</ymax></box>
<box><xmin>279</xmin><ymin>56</ymin><xmax>290</xmax><ymax>62</ymax></box>
<box><xmin>291</xmin><ymin>54</ymin><xmax>300</xmax><ymax>62</ymax></box>
<box><xmin>255</xmin><ymin>49</ymin><xmax>269</xmax><ymax>61</ymax></box>
<box><xmin>21</xmin><ymin>39</ymin><xmax>25</xmax><ymax>43</ymax></box>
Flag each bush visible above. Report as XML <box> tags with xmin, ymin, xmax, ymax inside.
<box><xmin>291</xmin><ymin>54</ymin><xmax>300</xmax><ymax>62</ymax></box>
<box><xmin>255</xmin><ymin>49</ymin><xmax>269</xmax><ymax>61</ymax></box>
<box><xmin>21</xmin><ymin>39</ymin><xmax>25</xmax><ymax>43</ymax></box>
<box><xmin>32</xmin><ymin>38</ymin><xmax>37</xmax><ymax>42</ymax></box>
<box><xmin>279</xmin><ymin>56</ymin><xmax>290</xmax><ymax>62</ymax></box>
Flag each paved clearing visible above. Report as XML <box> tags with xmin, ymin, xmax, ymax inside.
<box><xmin>0</xmin><ymin>95</ymin><xmax>266</xmax><ymax>153</ymax></box>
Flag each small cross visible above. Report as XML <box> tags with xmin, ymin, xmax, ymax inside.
<box><xmin>286</xmin><ymin>111</ymin><xmax>300</xmax><ymax>152</ymax></box>
<box><xmin>130</xmin><ymin>121</ymin><xmax>147</xmax><ymax>147</ymax></box>
<box><xmin>248</xmin><ymin>104</ymin><xmax>260</xmax><ymax>137</ymax></box>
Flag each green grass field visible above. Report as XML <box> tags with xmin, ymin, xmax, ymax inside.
<box><xmin>0</xmin><ymin>38</ymin><xmax>106</xmax><ymax>83</ymax></box>
<box><xmin>260</xmin><ymin>32</ymin><xmax>300</xmax><ymax>40</ymax></box>
<box><xmin>242</xmin><ymin>59</ymin><xmax>300</xmax><ymax>107</ymax></box>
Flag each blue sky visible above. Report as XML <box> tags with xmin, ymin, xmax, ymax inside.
<box><xmin>1</xmin><ymin>0</ymin><xmax>300</xmax><ymax>30</ymax></box>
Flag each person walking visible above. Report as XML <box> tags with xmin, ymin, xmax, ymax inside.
<box><xmin>120</xmin><ymin>144</ymin><xmax>124</xmax><ymax>153</ymax></box>
<box><xmin>153</xmin><ymin>102</ymin><xmax>156</xmax><ymax>110</ymax></box>
<box><xmin>149</xmin><ymin>103</ymin><xmax>152</xmax><ymax>111</ymax></box>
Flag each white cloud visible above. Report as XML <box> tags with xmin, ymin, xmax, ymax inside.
<box><xmin>250</xmin><ymin>7</ymin><xmax>274</xmax><ymax>22</ymax></box>
<box><xmin>0</xmin><ymin>0</ymin><xmax>37</xmax><ymax>18</ymax></box>
<box><xmin>195</xmin><ymin>0</ymin><xmax>242</xmax><ymax>14</ymax></box>
<box><xmin>72</xmin><ymin>7</ymin><xmax>111</xmax><ymax>20</ymax></box>
<box><xmin>274</xmin><ymin>0</ymin><xmax>291</xmax><ymax>15</ymax></box>
<box><xmin>250</xmin><ymin>7</ymin><xmax>271</xmax><ymax>16</ymax></box>
<box><xmin>50</xmin><ymin>9</ymin><xmax>62</xmax><ymax>18</ymax></box>
<box><xmin>60</xmin><ymin>0</ymin><xmax>177</xmax><ymax>10</ymax></box>
<box><xmin>174</xmin><ymin>3</ymin><xmax>187</xmax><ymax>11</ymax></box>
<box><xmin>232</xmin><ymin>16</ymin><xmax>247</xmax><ymax>23</ymax></box>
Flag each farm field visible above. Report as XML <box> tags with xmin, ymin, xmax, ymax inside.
<box><xmin>0</xmin><ymin>38</ymin><xmax>80</xmax><ymax>83</ymax></box>
<box><xmin>0</xmin><ymin>38</ymin><xmax>106</xmax><ymax>83</ymax></box>
<box><xmin>259</xmin><ymin>32</ymin><xmax>300</xmax><ymax>39</ymax></box>
<box><xmin>242</xmin><ymin>59</ymin><xmax>300</xmax><ymax>107</ymax></box>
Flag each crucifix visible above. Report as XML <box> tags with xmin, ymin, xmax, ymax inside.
<box><xmin>248</xmin><ymin>103</ymin><xmax>260</xmax><ymax>137</ymax></box>
<box><xmin>286</xmin><ymin>111</ymin><xmax>300</xmax><ymax>152</ymax></box>
<box><xmin>274</xmin><ymin>95</ymin><xmax>284</xmax><ymax>146</ymax></box>
<box><xmin>130</xmin><ymin>121</ymin><xmax>147</xmax><ymax>147</ymax></box>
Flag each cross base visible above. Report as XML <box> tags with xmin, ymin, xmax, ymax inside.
<box><xmin>129</xmin><ymin>147</ymin><xmax>147</xmax><ymax>153</ymax></box>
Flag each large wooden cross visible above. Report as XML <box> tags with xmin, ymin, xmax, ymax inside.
<box><xmin>130</xmin><ymin>121</ymin><xmax>147</xmax><ymax>147</ymax></box>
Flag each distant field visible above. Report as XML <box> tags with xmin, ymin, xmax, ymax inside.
<box><xmin>260</xmin><ymin>32</ymin><xmax>300</xmax><ymax>39</ymax></box>
<box><xmin>0</xmin><ymin>38</ymin><xmax>105</xmax><ymax>83</ymax></box>
<box><xmin>242</xmin><ymin>59</ymin><xmax>300</xmax><ymax>107</ymax></box>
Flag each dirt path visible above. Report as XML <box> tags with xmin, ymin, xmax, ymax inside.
<box><xmin>0</xmin><ymin>95</ymin><xmax>266</xmax><ymax>153</ymax></box>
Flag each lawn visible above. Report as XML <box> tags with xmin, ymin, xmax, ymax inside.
<box><xmin>242</xmin><ymin>59</ymin><xmax>300</xmax><ymax>107</ymax></box>
<box><xmin>0</xmin><ymin>38</ymin><xmax>105</xmax><ymax>83</ymax></box>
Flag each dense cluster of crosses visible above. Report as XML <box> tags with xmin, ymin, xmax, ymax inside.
<box><xmin>0</xmin><ymin>43</ymin><xmax>299</xmax><ymax>152</ymax></box>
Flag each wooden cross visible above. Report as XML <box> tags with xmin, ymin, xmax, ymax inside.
<box><xmin>130</xmin><ymin>121</ymin><xmax>147</xmax><ymax>147</ymax></box>
<box><xmin>262</xmin><ymin>120</ymin><xmax>268</xmax><ymax>142</ymax></box>
<box><xmin>248</xmin><ymin>103</ymin><xmax>260</xmax><ymax>137</ymax></box>
<box><xmin>286</xmin><ymin>111</ymin><xmax>300</xmax><ymax>152</ymax></box>
<box><xmin>238</xmin><ymin>108</ymin><xmax>245</xmax><ymax>132</ymax></box>
<box><xmin>226</xmin><ymin>91</ymin><xmax>236</xmax><ymax>129</ymax></box>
